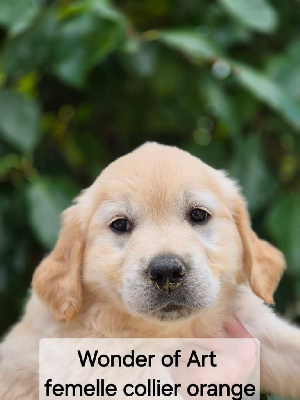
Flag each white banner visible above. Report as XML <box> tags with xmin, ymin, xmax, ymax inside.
<box><xmin>39</xmin><ymin>338</ymin><xmax>260</xmax><ymax>400</ymax></box>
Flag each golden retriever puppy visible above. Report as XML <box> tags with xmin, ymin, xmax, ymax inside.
<box><xmin>0</xmin><ymin>143</ymin><xmax>299</xmax><ymax>399</ymax></box>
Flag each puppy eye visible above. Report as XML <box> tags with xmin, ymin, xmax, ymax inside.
<box><xmin>110</xmin><ymin>218</ymin><xmax>131</xmax><ymax>233</ymax></box>
<box><xmin>190</xmin><ymin>208</ymin><xmax>211</xmax><ymax>223</ymax></box>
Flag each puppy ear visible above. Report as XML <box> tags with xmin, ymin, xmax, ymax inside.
<box><xmin>234</xmin><ymin>196</ymin><xmax>285</xmax><ymax>304</ymax></box>
<box><xmin>32</xmin><ymin>205</ymin><xmax>84</xmax><ymax>322</ymax></box>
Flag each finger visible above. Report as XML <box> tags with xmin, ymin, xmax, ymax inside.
<box><xmin>224</xmin><ymin>316</ymin><xmax>252</xmax><ymax>338</ymax></box>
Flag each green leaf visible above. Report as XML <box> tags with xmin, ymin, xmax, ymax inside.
<box><xmin>59</xmin><ymin>0</ymin><xmax>127</xmax><ymax>25</ymax></box>
<box><xmin>52</xmin><ymin>13</ymin><xmax>122</xmax><ymax>87</ymax></box>
<box><xmin>202</xmin><ymin>78</ymin><xmax>239</xmax><ymax>135</ymax></box>
<box><xmin>157</xmin><ymin>29</ymin><xmax>221</xmax><ymax>61</ymax></box>
<box><xmin>219</xmin><ymin>0</ymin><xmax>278</xmax><ymax>33</ymax></box>
<box><xmin>3</xmin><ymin>10</ymin><xmax>58</xmax><ymax>78</ymax></box>
<box><xmin>82</xmin><ymin>0</ymin><xmax>127</xmax><ymax>25</ymax></box>
<box><xmin>0</xmin><ymin>0</ymin><xmax>40</xmax><ymax>33</ymax></box>
<box><xmin>0</xmin><ymin>89</ymin><xmax>41</xmax><ymax>153</ymax></box>
<box><xmin>233</xmin><ymin>63</ymin><xmax>300</xmax><ymax>130</ymax></box>
<box><xmin>27</xmin><ymin>178</ymin><xmax>79</xmax><ymax>249</ymax></box>
<box><xmin>267</xmin><ymin>39</ymin><xmax>300</xmax><ymax>101</ymax></box>
<box><xmin>229</xmin><ymin>135</ymin><xmax>277</xmax><ymax>214</ymax></box>
<box><xmin>267</xmin><ymin>194</ymin><xmax>300</xmax><ymax>276</ymax></box>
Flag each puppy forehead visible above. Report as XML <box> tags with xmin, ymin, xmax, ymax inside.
<box><xmin>94</xmin><ymin>144</ymin><xmax>226</xmax><ymax>217</ymax></box>
<box><xmin>97</xmin><ymin>190</ymin><xmax>218</xmax><ymax>222</ymax></box>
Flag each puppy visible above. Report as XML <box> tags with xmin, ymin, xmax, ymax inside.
<box><xmin>0</xmin><ymin>143</ymin><xmax>299</xmax><ymax>399</ymax></box>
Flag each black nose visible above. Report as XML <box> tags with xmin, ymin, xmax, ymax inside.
<box><xmin>148</xmin><ymin>255</ymin><xmax>186</xmax><ymax>292</ymax></box>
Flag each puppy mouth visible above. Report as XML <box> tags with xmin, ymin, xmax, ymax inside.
<box><xmin>150</xmin><ymin>303</ymin><xmax>196</xmax><ymax>322</ymax></box>
<box><xmin>160</xmin><ymin>303</ymin><xmax>184</xmax><ymax>313</ymax></box>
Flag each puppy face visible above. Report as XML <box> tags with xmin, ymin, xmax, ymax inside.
<box><xmin>83</xmin><ymin>145</ymin><xmax>243</xmax><ymax>322</ymax></box>
<box><xmin>33</xmin><ymin>143</ymin><xmax>285</xmax><ymax>324</ymax></box>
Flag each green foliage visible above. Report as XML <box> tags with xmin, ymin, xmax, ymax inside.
<box><xmin>219</xmin><ymin>0</ymin><xmax>278</xmax><ymax>33</ymax></box>
<box><xmin>229</xmin><ymin>136</ymin><xmax>277</xmax><ymax>213</ymax></box>
<box><xmin>27</xmin><ymin>177</ymin><xmax>79</xmax><ymax>248</ymax></box>
<box><xmin>158</xmin><ymin>29</ymin><xmax>222</xmax><ymax>59</ymax></box>
<box><xmin>269</xmin><ymin>395</ymin><xmax>293</xmax><ymax>400</ymax></box>
<box><xmin>52</xmin><ymin>12</ymin><xmax>122</xmax><ymax>86</ymax></box>
<box><xmin>267</xmin><ymin>194</ymin><xmax>300</xmax><ymax>276</ymax></box>
<box><xmin>0</xmin><ymin>89</ymin><xmax>41</xmax><ymax>152</ymax></box>
<box><xmin>0</xmin><ymin>0</ymin><xmax>299</xmax><ymax>369</ymax></box>
<box><xmin>0</xmin><ymin>0</ymin><xmax>40</xmax><ymax>33</ymax></box>
<box><xmin>233</xmin><ymin>62</ymin><xmax>300</xmax><ymax>129</ymax></box>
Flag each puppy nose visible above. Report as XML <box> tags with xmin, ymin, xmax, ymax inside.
<box><xmin>148</xmin><ymin>255</ymin><xmax>186</xmax><ymax>293</ymax></box>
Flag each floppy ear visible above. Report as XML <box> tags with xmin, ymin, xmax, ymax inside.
<box><xmin>32</xmin><ymin>205</ymin><xmax>84</xmax><ymax>322</ymax></box>
<box><xmin>234</xmin><ymin>196</ymin><xmax>285</xmax><ymax>304</ymax></box>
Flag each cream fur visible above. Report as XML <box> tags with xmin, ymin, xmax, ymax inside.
<box><xmin>0</xmin><ymin>143</ymin><xmax>299</xmax><ymax>399</ymax></box>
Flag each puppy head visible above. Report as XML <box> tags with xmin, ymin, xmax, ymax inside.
<box><xmin>32</xmin><ymin>143</ymin><xmax>285</xmax><ymax>323</ymax></box>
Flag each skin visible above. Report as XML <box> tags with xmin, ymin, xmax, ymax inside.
<box><xmin>224</xmin><ymin>316</ymin><xmax>252</xmax><ymax>338</ymax></box>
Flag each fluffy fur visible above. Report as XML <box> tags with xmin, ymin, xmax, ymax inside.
<box><xmin>0</xmin><ymin>143</ymin><xmax>299</xmax><ymax>399</ymax></box>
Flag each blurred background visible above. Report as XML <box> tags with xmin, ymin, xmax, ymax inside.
<box><xmin>0</xmin><ymin>0</ymin><xmax>299</xmax><ymax>385</ymax></box>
